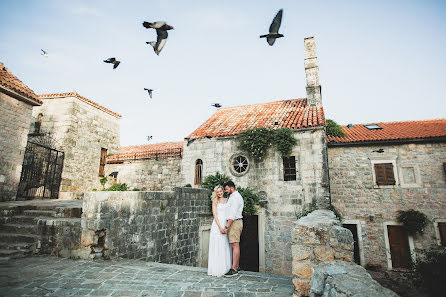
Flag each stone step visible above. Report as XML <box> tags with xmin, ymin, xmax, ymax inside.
<box><xmin>0</xmin><ymin>233</ymin><xmax>37</xmax><ymax>244</ymax></box>
<box><xmin>55</xmin><ymin>207</ymin><xmax>83</xmax><ymax>218</ymax></box>
<box><xmin>1</xmin><ymin>224</ymin><xmax>38</xmax><ymax>235</ymax></box>
<box><xmin>0</xmin><ymin>241</ymin><xmax>35</xmax><ymax>251</ymax></box>
<box><xmin>23</xmin><ymin>210</ymin><xmax>56</xmax><ymax>217</ymax></box>
<box><xmin>0</xmin><ymin>249</ymin><xmax>26</xmax><ymax>258</ymax></box>
<box><xmin>8</xmin><ymin>215</ymin><xmax>38</xmax><ymax>224</ymax></box>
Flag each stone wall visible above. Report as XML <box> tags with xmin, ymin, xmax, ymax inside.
<box><xmin>0</xmin><ymin>92</ymin><xmax>35</xmax><ymax>201</ymax></box>
<box><xmin>292</xmin><ymin>210</ymin><xmax>354</xmax><ymax>297</ymax></box>
<box><xmin>182</xmin><ymin>128</ymin><xmax>329</xmax><ymax>274</ymax></box>
<box><xmin>328</xmin><ymin>142</ymin><xmax>446</xmax><ymax>269</ymax></box>
<box><xmin>104</xmin><ymin>156</ymin><xmax>183</xmax><ymax>191</ymax></box>
<box><xmin>80</xmin><ymin>188</ymin><xmax>210</xmax><ymax>266</ymax></box>
<box><xmin>31</xmin><ymin>96</ymin><xmax>120</xmax><ymax>198</ymax></box>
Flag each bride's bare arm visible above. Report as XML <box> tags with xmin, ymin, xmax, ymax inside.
<box><xmin>212</xmin><ymin>202</ymin><xmax>224</xmax><ymax>233</ymax></box>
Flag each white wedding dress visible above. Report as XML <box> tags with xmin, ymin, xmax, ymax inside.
<box><xmin>207</xmin><ymin>202</ymin><xmax>232</xmax><ymax>277</ymax></box>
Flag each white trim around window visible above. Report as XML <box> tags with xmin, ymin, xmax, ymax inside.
<box><xmin>434</xmin><ymin>219</ymin><xmax>446</xmax><ymax>246</ymax></box>
<box><xmin>343</xmin><ymin>220</ymin><xmax>366</xmax><ymax>266</ymax></box>
<box><xmin>370</xmin><ymin>159</ymin><xmax>399</xmax><ymax>189</ymax></box>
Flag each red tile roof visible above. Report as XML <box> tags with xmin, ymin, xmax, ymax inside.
<box><xmin>107</xmin><ymin>142</ymin><xmax>183</xmax><ymax>163</ymax></box>
<box><xmin>327</xmin><ymin>119</ymin><xmax>446</xmax><ymax>145</ymax></box>
<box><xmin>0</xmin><ymin>62</ymin><xmax>42</xmax><ymax>105</ymax></box>
<box><xmin>187</xmin><ymin>99</ymin><xmax>325</xmax><ymax>139</ymax></box>
<box><xmin>39</xmin><ymin>92</ymin><xmax>122</xmax><ymax>119</ymax></box>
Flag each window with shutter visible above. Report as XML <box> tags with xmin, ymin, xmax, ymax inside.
<box><xmin>194</xmin><ymin>159</ymin><xmax>203</xmax><ymax>185</ymax></box>
<box><xmin>374</xmin><ymin>163</ymin><xmax>395</xmax><ymax>186</ymax></box>
<box><xmin>99</xmin><ymin>148</ymin><xmax>107</xmax><ymax>177</ymax></box>
<box><xmin>283</xmin><ymin>156</ymin><xmax>296</xmax><ymax>181</ymax></box>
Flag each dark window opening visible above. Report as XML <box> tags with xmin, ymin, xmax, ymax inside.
<box><xmin>283</xmin><ymin>156</ymin><xmax>296</xmax><ymax>181</ymax></box>
<box><xmin>438</xmin><ymin>222</ymin><xmax>446</xmax><ymax>246</ymax></box>
<box><xmin>34</xmin><ymin>113</ymin><xmax>43</xmax><ymax>134</ymax></box>
<box><xmin>374</xmin><ymin>163</ymin><xmax>395</xmax><ymax>186</ymax></box>
<box><xmin>99</xmin><ymin>148</ymin><xmax>107</xmax><ymax>177</ymax></box>
<box><xmin>343</xmin><ymin>224</ymin><xmax>361</xmax><ymax>265</ymax></box>
<box><xmin>195</xmin><ymin>159</ymin><xmax>203</xmax><ymax>185</ymax></box>
<box><xmin>233</xmin><ymin>156</ymin><xmax>248</xmax><ymax>174</ymax></box>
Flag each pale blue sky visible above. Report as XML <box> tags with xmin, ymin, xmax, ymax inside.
<box><xmin>1</xmin><ymin>0</ymin><xmax>445</xmax><ymax>146</ymax></box>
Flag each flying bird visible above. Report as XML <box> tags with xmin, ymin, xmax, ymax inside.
<box><xmin>103</xmin><ymin>57</ymin><xmax>120</xmax><ymax>69</ymax></box>
<box><xmin>143</xmin><ymin>21</ymin><xmax>174</xmax><ymax>55</ymax></box>
<box><xmin>41</xmin><ymin>49</ymin><xmax>49</xmax><ymax>57</ymax></box>
<box><xmin>211</xmin><ymin>103</ymin><xmax>222</xmax><ymax>108</ymax></box>
<box><xmin>260</xmin><ymin>9</ymin><xmax>284</xmax><ymax>46</ymax></box>
<box><xmin>144</xmin><ymin>88</ymin><xmax>153</xmax><ymax>98</ymax></box>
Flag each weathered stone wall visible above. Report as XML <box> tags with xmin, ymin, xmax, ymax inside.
<box><xmin>182</xmin><ymin>128</ymin><xmax>329</xmax><ymax>274</ymax></box>
<box><xmin>292</xmin><ymin>210</ymin><xmax>354</xmax><ymax>296</ymax></box>
<box><xmin>80</xmin><ymin>188</ymin><xmax>210</xmax><ymax>266</ymax></box>
<box><xmin>104</xmin><ymin>156</ymin><xmax>183</xmax><ymax>191</ymax></box>
<box><xmin>328</xmin><ymin>142</ymin><xmax>446</xmax><ymax>269</ymax></box>
<box><xmin>31</xmin><ymin>96</ymin><xmax>120</xmax><ymax>198</ymax></box>
<box><xmin>0</xmin><ymin>92</ymin><xmax>35</xmax><ymax>201</ymax></box>
<box><xmin>310</xmin><ymin>261</ymin><xmax>399</xmax><ymax>297</ymax></box>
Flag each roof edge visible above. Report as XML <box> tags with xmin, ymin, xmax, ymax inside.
<box><xmin>0</xmin><ymin>85</ymin><xmax>42</xmax><ymax>106</ymax></box>
<box><xmin>39</xmin><ymin>92</ymin><xmax>122</xmax><ymax>119</ymax></box>
<box><xmin>327</xmin><ymin>136</ymin><xmax>446</xmax><ymax>147</ymax></box>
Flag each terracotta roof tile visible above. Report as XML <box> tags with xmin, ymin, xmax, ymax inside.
<box><xmin>107</xmin><ymin>142</ymin><xmax>183</xmax><ymax>163</ymax></box>
<box><xmin>327</xmin><ymin>119</ymin><xmax>446</xmax><ymax>144</ymax></box>
<box><xmin>187</xmin><ymin>99</ymin><xmax>325</xmax><ymax>139</ymax></box>
<box><xmin>39</xmin><ymin>92</ymin><xmax>121</xmax><ymax>118</ymax></box>
<box><xmin>0</xmin><ymin>62</ymin><xmax>41</xmax><ymax>104</ymax></box>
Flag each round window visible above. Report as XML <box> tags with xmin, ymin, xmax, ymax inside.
<box><xmin>229</xmin><ymin>153</ymin><xmax>250</xmax><ymax>176</ymax></box>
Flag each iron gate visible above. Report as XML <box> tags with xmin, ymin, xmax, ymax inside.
<box><xmin>17</xmin><ymin>141</ymin><xmax>65</xmax><ymax>199</ymax></box>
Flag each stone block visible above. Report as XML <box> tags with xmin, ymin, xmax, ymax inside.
<box><xmin>293</xmin><ymin>262</ymin><xmax>314</xmax><ymax>279</ymax></box>
<box><xmin>293</xmin><ymin>279</ymin><xmax>311</xmax><ymax>297</ymax></box>
<box><xmin>314</xmin><ymin>247</ymin><xmax>334</xmax><ymax>262</ymax></box>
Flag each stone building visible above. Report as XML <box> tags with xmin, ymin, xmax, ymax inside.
<box><xmin>327</xmin><ymin>119</ymin><xmax>446</xmax><ymax>269</ymax></box>
<box><xmin>105</xmin><ymin>142</ymin><xmax>184</xmax><ymax>190</ymax></box>
<box><xmin>180</xmin><ymin>37</ymin><xmax>328</xmax><ymax>274</ymax></box>
<box><xmin>31</xmin><ymin>92</ymin><xmax>121</xmax><ymax>198</ymax></box>
<box><xmin>0</xmin><ymin>62</ymin><xmax>42</xmax><ymax>202</ymax></box>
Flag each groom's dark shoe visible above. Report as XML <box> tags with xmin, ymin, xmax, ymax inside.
<box><xmin>224</xmin><ymin>268</ymin><xmax>239</xmax><ymax>277</ymax></box>
<box><xmin>237</xmin><ymin>267</ymin><xmax>241</xmax><ymax>272</ymax></box>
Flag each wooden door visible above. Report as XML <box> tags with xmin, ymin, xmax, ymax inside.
<box><xmin>387</xmin><ymin>225</ymin><xmax>411</xmax><ymax>268</ymax></box>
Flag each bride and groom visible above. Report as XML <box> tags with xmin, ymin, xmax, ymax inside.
<box><xmin>207</xmin><ymin>181</ymin><xmax>244</xmax><ymax>277</ymax></box>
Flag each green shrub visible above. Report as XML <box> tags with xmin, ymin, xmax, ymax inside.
<box><xmin>414</xmin><ymin>247</ymin><xmax>446</xmax><ymax>296</ymax></box>
<box><xmin>103</xmin><ymin>183</ymin><xmax>128</xmax><ymax>191</ymax></box>
<box><xmin>132</xmin><ymin>188</ymin><xmax>140</xmax><ymax>191</ymax></box>
<box><xmin>184</xmin><ymin>184</ymin><xmax>192</xmax><ymax>188</ymax></box>
<box><xmin>237</xmin><ymin>186</ymin><xmax>260</xmax><ymax>216</ymax></box>
<box><xmin>326</xmin><ymin>119</ymin><xmax>345</xmax><ymax>137</ymax></box>
<box><xmin>201</xmin><ymin>172</ymin><xmax>231</xmax><ymax>194</ymax></box>
<box><xmin>396</xmin><ymin>209</ymin><xmax>428</xmax><ymax>235</ymax></box>
<box><xmin>99</xmin><ymin>176</ymin><xmax>108</xmax><ymax>189</ymax></box>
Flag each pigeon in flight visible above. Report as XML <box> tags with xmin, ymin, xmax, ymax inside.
<box><xmin>211</xmin><ymin>103</ymin><xmax>222</xmax><ymax>108</ymax></box>
<box><xmin>41</xmin><ymin>49</ymin><xmax>49</xmax><ymax>57</ymax></box>
<box><xmin>143</xmin><ymin>21</ymin><xmax>174</xmax><ymax>55</ymax></box>
<box><xmin>144</xmin><ymin>88</ymin><xmax>153</xmax><ymax>98</ymax></box>
<box><xmin>103</xmin><ymin>57</ymin><xmax>120</xmax><ymax>69</ymax></box>
<box><xmin>260</xmin><ymin>9</ymin><xmax>284</xmax><ymax>46</ymax></box>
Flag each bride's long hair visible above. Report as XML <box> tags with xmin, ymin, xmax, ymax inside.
<box><xmin>211</xmin><ymin>185</ymin><xmax>224</xmax><ymax>205</ymax></box>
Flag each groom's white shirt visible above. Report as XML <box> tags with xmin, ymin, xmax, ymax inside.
<box><xmin>227</xmin><ymin>190</ymin><xmax>244</xmax><ymax>221</ymax></box>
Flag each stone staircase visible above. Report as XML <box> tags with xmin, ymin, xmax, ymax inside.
<box><xmin>0</xmin><ymin>200</ymin><xmax>83</xmax><ymax>262</ymax></box>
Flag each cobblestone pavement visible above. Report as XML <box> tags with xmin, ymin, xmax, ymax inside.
<box><xmin>0</xmin><ymin>256</ymin><xmax>293</xmax><ymax>296</ymax></box>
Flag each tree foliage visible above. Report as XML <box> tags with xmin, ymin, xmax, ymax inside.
<box><xmin>396</xmin><ymin>209</ymin><xmax>428</xmax><ymax>235</ymax></box>
<box><xmin>326</xmin><ymin>119</ymin><xmax>345</xmax><ymax>137</ymax></box>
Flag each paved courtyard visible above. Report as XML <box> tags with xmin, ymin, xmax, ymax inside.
<box><xmin>0</xmin><ymin>256</ymin><xmax>293</xmax><ymax>297</ymax></box>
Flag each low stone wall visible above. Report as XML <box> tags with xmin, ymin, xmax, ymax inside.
<box><xmin>310</xmin><ymin>261</ymin><xmax>399</xmax><ymax>297</ymax></box>
<box><xmin>292</xmin><ymin>210</ymin><xmax>354</xmax><ymax>297</ymax></box>
<box><xmin>80</xmin><ymin>187</ymin><xmax>210</xmax><ymax>266</ymax></box>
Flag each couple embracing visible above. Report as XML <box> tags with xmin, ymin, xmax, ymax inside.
<box><xmin>207</xmin><ymin>181</ymin><xmax>244</xmax><ymax>277</ymax></box>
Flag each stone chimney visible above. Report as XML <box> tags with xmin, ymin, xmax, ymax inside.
<box><xmin>304</xmin><ymin>37</ymin><xmax>322</xmax><ymax>106</ymax></box>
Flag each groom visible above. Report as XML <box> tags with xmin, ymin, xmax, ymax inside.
<box><xmin>222</xmin><ymin>181</ymin><xmax>244</xmax><ymax>277</ymax></box>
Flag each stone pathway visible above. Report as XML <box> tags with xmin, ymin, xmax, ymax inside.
<box><xmin>0</xmin><ymin>256</ymin><xmax>293</xmax><ymax>296</ymax></box>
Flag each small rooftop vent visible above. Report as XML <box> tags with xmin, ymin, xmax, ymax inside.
<box><xmin>364</xmin><ymin>124</ymin><xmax>382</xmax><ymax>130</ymax></box>
<box><xmin>347</xmin><ymin>124</ymin><xmax>354</xmax><ymax>129</ymax></box>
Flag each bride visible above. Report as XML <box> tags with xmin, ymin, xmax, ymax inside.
<box><xmin>207</xmin><ymin>185</ymin><xmax>232</xmax><ymax>277</ymax></box>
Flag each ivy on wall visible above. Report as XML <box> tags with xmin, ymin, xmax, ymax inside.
<box><xmin>237</xmin><ymin>128</ymin><xmax>297</xmax><ymax>161</ymax></box>
<box><xmin>396</xmin><ymin>209</ymin><xmax>428</xmax><ymax>236</ymax></box>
